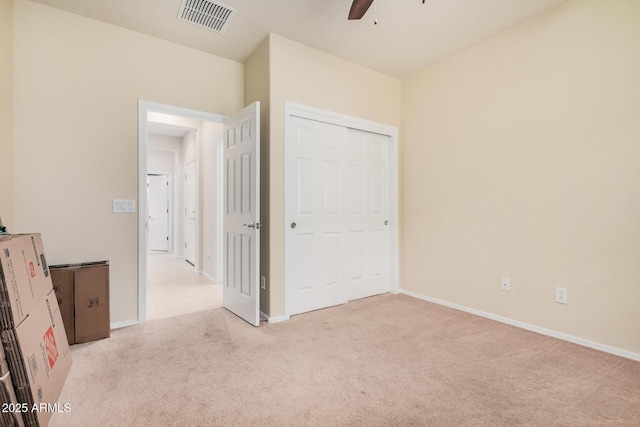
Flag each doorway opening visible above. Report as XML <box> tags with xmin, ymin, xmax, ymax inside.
<box><xmin>138</xmin><ymin>101</ymin><xmax>225</xmax><ymax>322</ymax></box>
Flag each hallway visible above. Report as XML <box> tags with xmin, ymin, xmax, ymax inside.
<box><xmin>146</xmin><ymin>252</ymin><xmax>222</xmax><ymax>320</ymax></box>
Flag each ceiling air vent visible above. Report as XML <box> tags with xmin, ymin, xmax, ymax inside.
<box><xmin>177</xmin><ymin>0</ymin><xmax>237</xmax><ymax>34</ymax></box>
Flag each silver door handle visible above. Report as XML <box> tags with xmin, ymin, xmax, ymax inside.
<box><xmin>242</xmin><ymin>222</ymin><xmax>262</xmax><ymax>230</ymax></box>
<box><xmin>290</xmin><ymin>222</ymin><xmax>296</xmax><ymax>229</ymax></box>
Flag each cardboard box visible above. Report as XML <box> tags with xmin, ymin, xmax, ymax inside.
<box><xmin>49</xmin><ymin>269</ymin><xmax>75</xmax><ymax>346</ymax></box>
<box><xmin>1</xmin><ymin>370</ymin><xmax>26</xmax><ymax>427</ymax></box>
<box><xmin>0</xmin><ymin>234</ymin><xmax>52</xmax><ymax>329</ymax></box>
<box><xmin>50</xmin><ymin>262</ymin><xmax>110</xmax><ymax>345</ymax></box>
<box><xmin>0</xmin><ymin>341</ymin><xmax>22</xmax><ymax>426</ymax></box>
<box><xmin>1</xmin><ymin>335</ymin><xmax>8</xmax><ymax>376</ymax></box>
<box><xmin>1</xmin><ymin>289</ymin><xmax>72</xmax><ymax>427</ymax></box>
<box><xmin>74</xmin><ymin>263</ymin><xmax>109</xmax><ymax>344</ymax></box>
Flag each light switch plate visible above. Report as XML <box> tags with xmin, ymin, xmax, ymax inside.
<box><xmin>113</xmin><ymin>199</ymin><xmax>136</xmax><ymax>213</ymax></box>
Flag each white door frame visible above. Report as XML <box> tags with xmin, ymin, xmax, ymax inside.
<box><xmin>138</xmin><ymin>100</ymin><xmax>225</xmax><ymax>323</ymax></box>
<box><xmin>184</xmin><ymin>160</ymin><xmax>197</xmax><ymax>265</ymax></box>
<box><xmin>283</xmin><ymin>101</ymin><xmax>400</xmax><ymax>319</ymax></box>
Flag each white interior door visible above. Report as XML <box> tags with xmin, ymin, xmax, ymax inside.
<box><xmin>223</xmin><ymin>102</ymin><xmax>260</xmax><ymax>326</ymax></box>
<box><xmin>285</xmin><ymin>117</ymin><xmax>349</xmax><ymax>315</ymax></box>
<box><xmin>345</xmin><ymin>128</ymin><xmax>390</xmax><ymax>301</ymax></box>
<box><xmin>184</xmin><ymin>161</ymin><xmax>196</xmax><ymax>265</ymax></box>
<box><xmin>285</xmin><ymin>116</ymin><xmax>390</xmax><ymax>316</ymax></box>
<box><xmin>148</xmin><ymin>174</ymin><xmax>169</xmax><ymax>251</ymax></box>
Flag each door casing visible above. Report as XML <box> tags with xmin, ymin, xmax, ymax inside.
<box><xmin>184</xmin><ymin>160</ymin><xmax>196</xmax><ymax>265</ymax></box>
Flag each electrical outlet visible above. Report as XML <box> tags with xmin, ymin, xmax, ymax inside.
<box><xmin>501</xmin><ymin>277</ymin><xmax>511</xmax><ymax>292</ymax></box>
<box><xmin>555</xmin><ymin>287</ymin><xmax>568</xmax><ymax>304</ymax></box>
<box><xmin>260</xmin><ymin>275</ymin><xmax>266</xmax><ymax>290</ymax></box>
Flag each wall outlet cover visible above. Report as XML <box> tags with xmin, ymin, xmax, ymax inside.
<box><xmin>555</xmin><ymin>287</ymin><xmax>568</xmax><ymax>304</ymax></box>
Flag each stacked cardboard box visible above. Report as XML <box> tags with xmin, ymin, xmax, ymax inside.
<box><xmin>50</xmin><ymin>262</ymin><xmax>110</xmax><ymax>345</ymax></box>
<box><xmin>1</xmin><ymin>344</ymin><xmax>25</xmax><ymax>427</ymax></box>
<box><xmin>0</xmin><ymin>234</ymin><xmax>72</xmax><ymax>427</ymax></box>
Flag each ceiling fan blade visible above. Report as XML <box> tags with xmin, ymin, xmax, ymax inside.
<box><xmin>348</xmin><ymin>0</ymin><xmax>375</xmax><ymax>20</ymax></box>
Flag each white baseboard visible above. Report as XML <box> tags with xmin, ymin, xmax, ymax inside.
<box><xmin>401</xmin><ymin>289</ymin><xmax>640</xmax><ymax>362</ymax></box>
<box><xmin>202</xmin><ymin>271</ymin><xmax>220</xmax><ymax>284</ymax></box>
<box><xmin>260</xmin><ymin>311</ymin><xmax>289</xmax><ymax>324</ymax></box>
<box><xmin>110</xmin><ymin>319</ymin><xmax>139</xmax><ymax>330</ymax></box>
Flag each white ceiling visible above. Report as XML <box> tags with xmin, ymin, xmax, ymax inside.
<box><xmin>30</xmin><ymin>0</ymin><xmax>566</xmax><ymax>78</ymax></box>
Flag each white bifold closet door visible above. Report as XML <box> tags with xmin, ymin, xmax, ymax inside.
<box><xmin>285</xmin><ymin>116</ymin><xmax>390</xmax><ymax>317</ymax></box>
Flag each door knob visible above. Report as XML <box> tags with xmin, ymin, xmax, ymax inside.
<box><xmin>384</xmin><ymin>220</ymin><xmax>388</xmax><ymax>225</ymax></box>
<box><xmin>290</xmin><ymin>222</ymin><xmax>297</xmax><ymax>229</ymax></box>
<box><xmin>242</xmin><ymin>222</ymin><xmax>262</xmax><ymax>230</ymax></box>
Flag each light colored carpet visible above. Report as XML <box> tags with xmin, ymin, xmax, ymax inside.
<box><xmin>146</xmin><ymin>252</ymin><xmax>222</xmax><ymax>321</ymax></box>
<box><xmin>50</xmin><ymin>294</ymin><xmax>640</xmax><ymax>426</ymax></box>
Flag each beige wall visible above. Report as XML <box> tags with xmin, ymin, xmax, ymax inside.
<box><xmin>244</xmin><ymin>36</ymin><xmax>271</xmax><ymax>314</ymax></box>
<box><xmin>0</xmin><ymin>0</ymin><xmax>13</xmax><ymax>229</ymax></box>
<box><xmin>267</xmin><ymin>33</ymin><xmax>402</xmax><ymax>317</ymax></box>
<box><xmin>401</xmin><ymin>0</ymin><xmax>640</xmax><ymax>353</ymax></box>
<box><xmin>13</xmin><ymin>0</ymin><xmax>243</xmax><ymax>324</ymax></box>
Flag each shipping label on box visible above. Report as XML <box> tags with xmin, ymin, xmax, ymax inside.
<box><xmin>0</xmin><ymin>234</ymin><xmax>53</xmax><ymax>329</ymax></box>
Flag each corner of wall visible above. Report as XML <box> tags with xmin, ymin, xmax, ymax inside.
<box><xmin>0</xmin><ymin>0</ymin><xmax>14</xmax><ymax>229</ymax></box>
